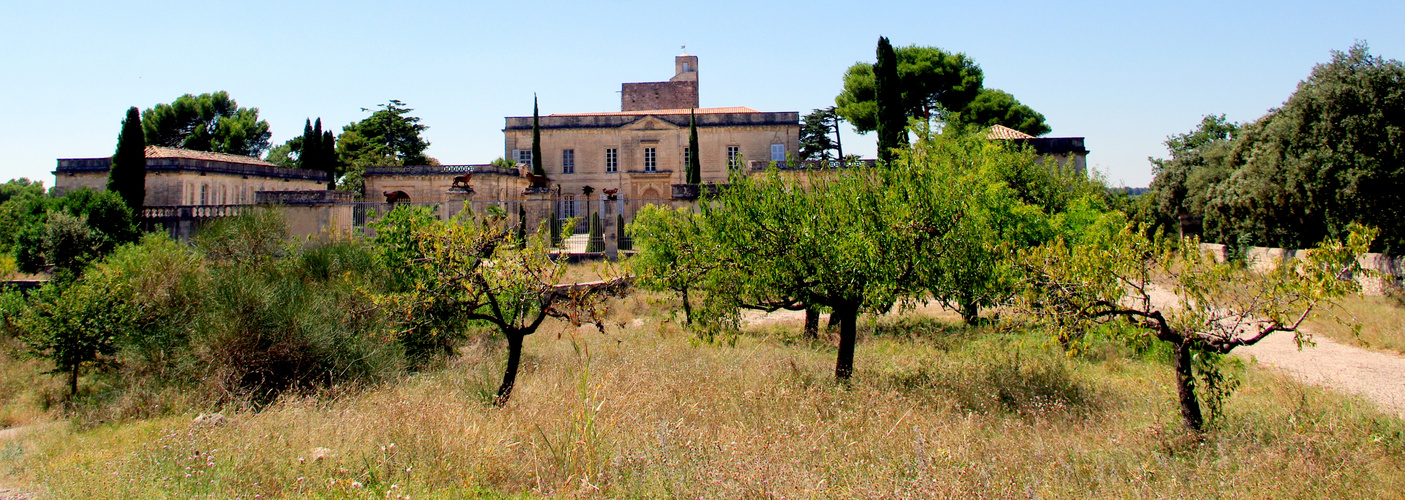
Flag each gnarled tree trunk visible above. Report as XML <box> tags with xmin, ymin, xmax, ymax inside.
<box><xmin>833</xmin><ymin>302</ymin><xmax>859</xmax><ymax>381</ymax></box>
<box><xmin>803</xmin><ymin>307</ymin><xmax>820</xmax><ymax>339</ymax></box>
<box><xmin>1173</xmin><ymin>341</ymin><xmax>1204</xmax><ymax>431</ymax></box>
<box><xmin>495</xmin><ymin>331</ymin><xmax>525</xmax><ymax>406</ymax></box>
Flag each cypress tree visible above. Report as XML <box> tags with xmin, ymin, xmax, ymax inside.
<box><xmin>322</xmin><ymin>129</ymin><xmax>337</xmax><ymax>189</ymax></box>
<box><xmin>874</xmin><ymin>36</ymin><xmax>908</xmax><ymax>164</ymax></box>
<box><xmin>298</xmin><ymin>119</ymin><xmax>316</xmax><ymax>170</ymax></box>
<box><xmin>587</xmin><ymin>211</ymin><xmax>603</xmax><ymax>252</ymax></box>
<box><xmin>517</xmin><ymin>204</ymin><xmax>527</xmax><ymax>244</ymax></box>
<box><xmin>108</xmin><ymin>106</ymin><xmax>146</xmax><ymax>212</ymax></box>
<box><xmin>687</xmin><ymin>109</ymin><xmax>702</xmax><ymax>184</ymax></box>
<box><xmin>532</xmin><ymin>94</ymin><xmax>546</xmax><ymax>179</ymax></box>
<box><xmin>616</xmin><ymin>213</ymin><xmax>628</xmax><ymax>251</ymax></box>
<box><xmin>550</xmin><ymin>212</ymin><xmax>561</xmax><ymax>247</ymax></box>
<box><xmin>311</xmin><ymin>118</ymin><xmax>324</xmax><ymax>173</ymax></box>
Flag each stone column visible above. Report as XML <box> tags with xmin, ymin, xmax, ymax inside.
<box><xmin>522</xmin><ymin>189</ymin><xmax>554</xmax><ymax>237</ymax></box>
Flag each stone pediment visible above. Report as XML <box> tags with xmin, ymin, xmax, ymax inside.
<box><xmin>621</xmin><ymin>116</ymin><xmax>680</xmax><ymax>131</ymax></box>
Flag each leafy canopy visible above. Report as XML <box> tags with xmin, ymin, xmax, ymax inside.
<box><xmin>142</xmin><ymin>91</ymin><xmax>272</xmax><ymax>157</ymax></box>
<box><xmin>1147</xmin><ymin>43</ymin><xmax>1405</xmax><ymax>252</ymax></box>
<box><xmin>337</xmin><ymin>100</ymin><xmax>432</xmax><ymax>194</ymax></box>
<box><xmin>837</xmin><ymin>44</ymin><xmax>1050</xmax><ymax>137</ymax></box>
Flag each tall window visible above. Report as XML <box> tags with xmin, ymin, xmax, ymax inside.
<box><xmin>605</xmin><ymin>148</ymin><xmax>618</xmax><ymax>173</ymax></box>
<box><xmin>562</xmin><ymin>149</ymin><xmax>575</xmax><ymax>174</ymax></box>
<box><xmin>200</xmin><ymin>184</ymin><xmax>209</xmax><ymax>205</ymax></box>
<box><xmin>727</xmin><ymin>146</ymin><xmax>741</xmax><ymax>170</ymax></box>
<box><xmin>513</xmin><ymin>149</ymin><xmax>532</xmax><ymax>167</ymax></box>
<box><xmin>560</xmin><ymin>194</ymin><xmax>577</xmax><ymax>218</ymax></box>
<box><xmin>644</xmin><ymin>147</ymin><xmax>657</xmax><ymax>172</ymax></box>
<box><xmin>683</xmin><ymin>147</ymin><xmax>691</xmax><ymax>168</ymax></box>
<box><xmin>771</xmin><ymin>144</ymin><xmax>785</xmax><ymax>162</ymax></box>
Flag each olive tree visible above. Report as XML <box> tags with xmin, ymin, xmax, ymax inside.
<box><xmin>377</xmin><ymin>209</ymin><xmax>628</xmax><ymax>405</ymax></box>
<box><xmin>687</xmin><ymin>142</ymin><xmax>969</xmax><ymax>380</ymax></box>
<box><xmin>627</xmin><ymin>205</ymin><xmax>717</xmax><ymax>326</ymax></box>
<box><xmin>1019</xmin><ymin>224</ymin><xmax>1373</xmax><ymax>431</ymax></box>
<box><xmin>19</xmin><ymin>277</ymin><xmax>135</xmax><ymax>396</ymax></box>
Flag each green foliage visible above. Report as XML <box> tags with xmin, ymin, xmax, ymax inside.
<box><xmin>107</xmin><ymin>106</ymin><xmax>147</xmax><ymax>211</ymax></box>
<box><xmin>0</xmin><ymin>178</ymin><xmax>44</xmax><ymax>205</ymax></box>
<box><xmin>952</xmin><ymin>88</ymin><xmax>1050</xmax><ymax>137</ymax></box>
<box><xmin>14</xmin><ymin>189</ymin><xmax>138</xmax><ymax>280</ymax></box>
<box><xmin>627</xmin><ymin>205</ymin><xmax>717</xmax><ymax>326</ymax></box>
<box><xmin>369</xmin><ymin>205</ymin><xmax>440</xmax><ymax>292</ymax></box>
<box><xmin>297</xmin><ymin>118</ymin><xmax>341</xmax><ymax>189</ymax></box>
<box><xmin>1145</xmin><ymin>114</ymin><xmax>1240</xmax><ymax>237</ymax></box>
<box><xmin>17</xmin><ymin>277</ymin><xmax>134</xmax><ymax>396</ymax></box>
<box><xmin>5</xmin><ymin>210</ymin><xmax>405</xmax><ymax>408</ymax></box>
<box><xmin>142</xmin><ymin>91</ymin><xmax>272</xmax><ymax>157</ymax></box>
<box><xmin>337</xmin><ymin>100</ymin><xmax>432</xmax><ymax>195</ymax></box>
<box><xmin>491</xmin><ymin>157</ymin><xmax>518</xmax><ymax>169</ymax></box>
<box><xmin>837</xmin><ymin>43</ymin><xmax>984</xmax><ymax>134</ymax></box>
<box><xmin>1019</xmin><ymin>222</ymin><xmax>1376</xmax><ymax>430</ymax></box>
<box><xmin>615</xmin><ymin>213</ymin><xmax>628</xmax><ymax>251</ymax></box>
<box><xmin>1148</xmin><ymin>43</ymin><xmax>1405</xmax><ymax>253</ymax></box>
<box><xmin>0</xmin><ymin>179</ymin><xmax>49</xmax><ymax>254</ymax></box>
<box><xmin>374</xmin><ymin>208</ymin><xmax>627</xmax><ymax>404</ymax></box>
<box><xmin>799</xmin><ymin>107</ymin><xmax>840</xmax><ymax>163</ymax></box>
<box><xmin>195</xmin><ymin>206</ymin><xmax>289</xmax><ymax>264</ymax></box>
<box><xmin>263</xmin><ymin>140</ymin><xmax>299</xmax><ymax>168</ymax></box>
<box><xmin>586</xmin><ymin>212</ymin><xmax>604</xmax><ymax>253</ymax></box>
<box><xmin>655</xmin><ymin>135</ymin><xmax>970</xmax><ymax>378</ymax></box>
<box><xmin>532</xmin><ymin>95</ymin><xmax>546</xmax><ymax>179</ymax></box>
<box><xmin>87</xmin><ymin>233</ymin><xmax>203</xmax><ymax>373</ymax></box>
<box><xmin>194</xmin><ymin>210</ymin><xmax>400</xmax><ymax>402</ymax></box>
<box><xmin>873</xmin><ymin>36</ymin><xmax>909</xmax><ymax>164</ymax></box>
<box><xmin>687</xmin><ymin>109</ymin><xmax>702</xmax><ymax>184</ymax></box>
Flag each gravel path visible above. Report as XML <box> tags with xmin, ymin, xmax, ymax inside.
<box><xmin>1237</xmin><ymin>330</ymin><xmax>1405</xmax><ymax>417</ymax></box>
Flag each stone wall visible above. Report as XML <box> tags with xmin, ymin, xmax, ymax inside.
<box><xmin>621</xmin><ymin>81</ymin><xmax>699</xmax><ymax>111</ymax></box>
<box><xmin>1199</xmin><ymin>243</ymin><xmax>1402</xmax><ymax>296</ymax></box>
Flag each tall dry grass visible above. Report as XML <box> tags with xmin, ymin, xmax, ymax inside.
<box><xmin>1307</xmin><ymin>294</ymin><xmax>1405</xmax><ymax>354</ymax></box>
<box><xmin>2</xmin><ymin>297</ymin><xmax>1403</xmax><ymax>498</ymax></box>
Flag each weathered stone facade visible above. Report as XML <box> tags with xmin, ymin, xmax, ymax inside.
<box><xmin>622</xmin><ymin>54</ymin><xmax>699</xmax><ymax>111</ymax></box>
<box><xmin>53</xmin><ymin>146</ymin><xmax>327</xmax><ymax>205</ymax></box>
<box><xmin>502</xmin><ymin>53</ymin><xmax>798</xmax><ymax>212</ymax></box>
<box><xmin>362</xmin><ymin>164</ymin><xmax>529</xmax><ymax>205</ymax></box>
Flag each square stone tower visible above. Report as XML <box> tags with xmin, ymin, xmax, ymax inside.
<box><xmin>621</xmin><ymin>53</ymin><xmax>700</xmax><ymax>111</ymax></box>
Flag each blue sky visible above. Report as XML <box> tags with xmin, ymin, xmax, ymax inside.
<box><xmin>2</xmin><ymin>0</ymin><xmax>1401</xmax><ymax>188</ymax></box>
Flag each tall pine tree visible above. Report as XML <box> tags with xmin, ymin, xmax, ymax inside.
<box><xmin>688</xmin><ymin>109</ymin><xmax>702</xmax><ymax>184</ymax></box>
<box><xmin>874</xmin><ymin>36</ymin><xmax>908</xmax><ymax>164</ymax></box>
<box><xmin>532</xmin><ymin>94</ymin><xmax>546</xmax><ymax>180</ymax></box>
<box><xmin>108</xmin><ymin>107</ymin><xmax>146</xmax><ymax>212</ymax></box>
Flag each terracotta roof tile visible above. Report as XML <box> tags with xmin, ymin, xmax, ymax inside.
<box><xmin>986</xmin><ymin>125</ymin><xmax>1036</xmax><ymax>140</ymax></box>
<box><xmin>549</xmin><ymin>106</ymin><xmax>761</xmax><ymax>117</ymax></box>
<box><xmin>144</xmin><ymin>146</ymin><xmax>278</xmax><ymax>167</ymax></box>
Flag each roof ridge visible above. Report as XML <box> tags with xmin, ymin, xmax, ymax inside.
<box><xmin>144</xmin><ymin>146</ymin><xmax>278</xmax><ymax>167</ymax></box>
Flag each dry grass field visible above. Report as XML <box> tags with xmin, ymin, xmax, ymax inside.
<box><xmin>1307</xmin><ymin>294</ymin><xmax>1405</xmax><ymax>355</ymax></box>
<box><xmin>1</xmin><ymin>294</ymin><xmax>1403</xmax><ymax>498</ymax></box>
